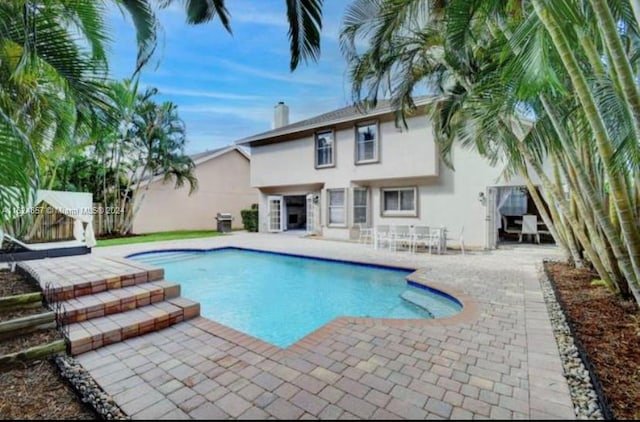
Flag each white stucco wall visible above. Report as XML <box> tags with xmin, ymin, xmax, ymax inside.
<box><xmin>250</xmin><ymin>116</ymin><xmax>438</xmax><ymax>189</ymax></box>
<box><xmin>251</xmin><ymin>113</ymin><xmax>551</xmax><ymax>248</ymax></box>
<box><xmin>132</xmin><ymin>149</ymin><xmax>258</xmax><ymax>234</ymax></box>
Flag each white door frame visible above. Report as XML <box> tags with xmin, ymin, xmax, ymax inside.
<box><xmin>306</xmin><ymin>194</ymin><xmax>315</xmax><ymax>233</ymax></box>
<box><xmin>486</xmin><ymin>187</ymin><xmax>498</xmax><ymax>249</ymax></box>
<box><xmin>267</xmin><ymin>195</ymin><xmax>284</xmax><ymax>232</ymax></box>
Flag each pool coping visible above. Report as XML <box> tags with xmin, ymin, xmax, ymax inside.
<box><xmin>126</xmin><ymin>246</ymin><xmax>481</xmax><ymax>353</ymax></box>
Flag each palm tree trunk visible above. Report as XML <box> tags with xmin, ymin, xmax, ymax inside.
<box><xmin>515</xmin><ymin>141</ymin><xmax>615</xmax><ymax>289</ymax></box>
<box><xmin>548</xmin><ymin>156</ymin><xmax>584</xmax><ymax>266</ymax></box>
<box><xmin>558</xmin><ymin>153</ymin><xmax>627</xmax><ymax>294</ymax></box>
<box><xmin>534</xmin><ymin>0</ymin><xmax>640</xmax><ymax>300</ymax></box>
<box><xmin>540</xmin><ymin>95</ymin><xmax>639</xmax><ymax>299</ymax></box>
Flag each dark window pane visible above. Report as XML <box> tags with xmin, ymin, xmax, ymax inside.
<box><xmin>384</xmin><ymin>191</ymin><xmax>399</xmax><ymax>211</ymax></box>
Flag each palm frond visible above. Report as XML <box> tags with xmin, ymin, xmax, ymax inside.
<box><xmin>116</xmin><ymin>0</ymin><xmax>159</xmax><ymax>72</ymax></box>
<box><xmin>0</xmin><ymin>111</ymin><xmax>38</xmax><ymax>225</ymax></box>
<box><xmin>180</xmin><ymin>0</ymin><xmax>232</xmax><ymax>31</ymax></box>
<box><xmin>286</xmin><ymin>0</ymin><xmax>323</xmax><ymax>70</ymax></box>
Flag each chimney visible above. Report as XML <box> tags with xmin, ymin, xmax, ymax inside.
<box><xmin>273</xmin><ymin>101</ymin><xmax>289</xmax><ymax>129</ymax></box>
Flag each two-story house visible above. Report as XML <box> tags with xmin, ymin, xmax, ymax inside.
<box><xmin>237</xmin><ymin>99</ymin><xmax>550</xmax><ymax>249</ymax></box>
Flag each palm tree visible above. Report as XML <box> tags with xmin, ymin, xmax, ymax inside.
<box><xmin>93</xmin><ymin>79</ymin><xmax>196</xmax><ymax>234</ymax></box>
<box><xmin>0</xmin><ymin>0</ymin><xmax>114</xmax><ymax>227</ymax></box>
<box><xmin>340</xmin><ymin>0</ymin><xmax>640</xmax><ymax>302</ymax></box>
<box><xmin>1</xmin><ymin>0</ymin><xmax>324</xmax><ymax>232</ymax></box>
<box><xmin>151</xmin><ymin>0</ymin><xmax>323</xmax><ymax>70</ymax></box>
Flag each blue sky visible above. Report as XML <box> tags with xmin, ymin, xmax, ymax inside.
<box><xmin>107</xmin><ymin>1</ymin><xmax>353</xmax><ymax>154</ymax></box>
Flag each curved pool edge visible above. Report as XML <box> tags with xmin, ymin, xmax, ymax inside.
<box><xmin>125</xmin><ymin>246</ymin><xmax>418</xmax><ymax>272</ymax></box>
<box><xmin>126</xmin><ymin>246</ymin><xmax>481</xmax><ymax>350</ymax></box>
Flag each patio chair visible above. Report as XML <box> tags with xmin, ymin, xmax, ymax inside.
<box><xmin>411</xmin><ymin>226</ymin><xmax>430</xmax><ymax>253</ymax></box>
<box><xmin>445</xmin><ymin>226</ymin><xmax>465</xmax><ymax>255</ymax></box>
<box><xmin>374</xmin><ymin>224</ymin><xmax>391</xmax><ymax>249</ymax></box>
<box><xmin>0</xmin><ymin>232</ymin><xmax>90</xmax><ymax>262</ymax></box>
<box><xmin>502</xmin><ymin>216</ymin><xmax>521</xmax><ymax>238</ymax></box>
<box><xmin>357</xmin><ymin>223</ymin><xmax>373</xmax><ymax>244</ymax></box>
<box><xmin>428</xmin><ymin>227</ymin><xmax>445</xmax><ymax>255</ymax></box>
<box><xmin>389</xmin><ymin>225</ymin><xmax>412</xmax><ymax>252</ymax></box>
<box><xmin>519</xmin><ymin>214</ymin><xmax>540</xmax><ymax>244</ymax></box>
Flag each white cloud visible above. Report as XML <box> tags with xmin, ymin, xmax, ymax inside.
<box><xmin>228</xmin><ymin>0</ymin><xmax>288</xmax><ymax>27</ymax></box>
<box><xmin>152</xmin><ymin>86</ymin><xmax>262</xmax><ymax>100</ymax></box>
<box><xmin>180</xmin><ymin>104</ymin><xmax>273</xmax><ymax>122</ymax></box>
<box><xmin>217</xmin><ymin>59</ymin><xmax>328</xmax><ymax>86</ymax></box>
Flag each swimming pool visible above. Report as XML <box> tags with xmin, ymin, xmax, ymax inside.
<box><xmin>131</xmin><ymin>248</ymin><xmax>462</xmax><ymax>347</ymax></box>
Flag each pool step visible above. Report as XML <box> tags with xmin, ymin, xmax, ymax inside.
<box><xmin>67</xmin><ymin>297</ymin><xmax>200</xmax><ymax>355</ymax></box>
<box><xmin>400</xmin><ymin>290</ymin><xmax>435</xmax><ymax>317</ymax></box>
<box><xmin>60</xmin><ymin>280</ymin><xmax>181</xmax><ymax>324</ymax></box>
<box><xmin>18</xmin><ymin>254</ymin><xmax>204</xmax><ymax>356</ymax></box>
<box><xmin>133</xmin><ymin>252</ymin><xmax>202</xmax><ymax>266</ymax></box>
<box><xmin>400</xmin><ymin>288</ymin><xmax>462</xmax><ymax>318</ymax></box>
<box><xmin>17</xmin><ymin>255</ymin><xmax>164</xmax><ymax>302</ymax></box>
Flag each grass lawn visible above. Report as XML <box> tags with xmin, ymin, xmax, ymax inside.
<box><xmin>96</xmin><ymin>230</ymin><xmax>224</xmax><ymax>247</ymax></box>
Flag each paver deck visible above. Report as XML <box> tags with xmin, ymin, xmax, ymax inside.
<box><xmin>72</xmin><ymin>233</ymin><xmax>572</xmax><ymax>419</ymax></box>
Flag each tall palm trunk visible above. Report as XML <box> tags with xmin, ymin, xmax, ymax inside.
<box><xmin>541</xmin><ymin>95</ymin><xmax>636</xmax><ymax>297</ymax></box>
<box><xmin>557</xmin><ymin>153</ymin><xmax>627</xmax><ymax>294</ymax></box>
<box><xmin>515</xmin><ymin>141</ymin><xmax>615</xmax><ymax>289</ymax></box>
<box><xmin>533</xmin><ymin>0</ymin><xmax>640</xmax><ymax>300</ymax></box>
<box><xmin>549</xmin><ymin>156</ymin><xmax>584</xmax><ymax>266</ymax></box>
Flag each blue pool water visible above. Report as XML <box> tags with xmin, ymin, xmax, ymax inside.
<box><xmin>131</xmin><ymin>248</ymin><xmax>461</xmax><ymax>347</ymax></box>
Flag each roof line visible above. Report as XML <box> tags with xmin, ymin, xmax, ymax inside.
<box><xmin>138</xmin><ymin>145</ymin><xmax>249</xmax><ymax>188</ymax></box>
<box><xmin>235</xmin><ymin>96</ymin><xmax>434</xmax><ymax>145</ymax></box>
<box><xmin>192</xmin><ymin>145</ymin><xmax>249</xmax><ymax>166</ymax></box>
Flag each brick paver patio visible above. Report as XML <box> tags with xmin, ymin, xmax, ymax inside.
<box><xmin>69</xmin><ymin>233</ymin><xmax>573</xmax><ymax>419</ymax></box>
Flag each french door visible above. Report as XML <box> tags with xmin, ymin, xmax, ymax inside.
<box><xmin>267</xmin><ymin>195</ymin><xmax>284</xmax><ymax>232</ymax></box>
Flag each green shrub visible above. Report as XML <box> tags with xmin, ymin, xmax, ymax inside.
<box><xmin>241</xmin><ymin>207</ymin><xmax>259</xmax><ymax>232</ymax></box>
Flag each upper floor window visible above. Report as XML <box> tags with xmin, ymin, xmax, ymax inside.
<box><xmin>382</xmin><ymin>187</ymin><xmax>418</xmax><ymax>217</ymax></box>
<box><xmin>355</xmin><ymin>122</ymin><xmax>378</xmax><ymax>164</ymax></box>
<box><xmin>315</xmin><ymin>130</ymin><xmax>335</xmax><ymax>168</ymax></box>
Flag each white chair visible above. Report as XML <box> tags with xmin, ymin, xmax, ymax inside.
<box><xmin>519</xmin><ymin>215</ymin><xmax>540</xmax><ymax>244</ymax></box>
<box><xmin>427</xmin><ymin>227</ymin><xmax>445</xmax><ymax>255</ymax></box>
<box><xmin>390</xmin><ymin>225</ymin><xmax>412</xmax><ymax>252</ymax></box>
<box><xmin>357</xmin><ymin>223</ymin><xmax>373</xmax><ymax>244</ymax></box>
<box><xmin>502</xmin><ymin>216</ymin><xmax>521</xmax><ymax>238</ymax></box>
<box><xmin>411</xmin><ymin>226</ymin><xmax>430</xmax><ymax>253</ymax></box>
<box><xmin>374</xmin><ymin>224</ymin><xmax>391</xmax><ymax>250</ymax></box>
<box><xmin>446</xmin><ymin>226</ymin><xmax>465</xmax><ymax>255</ymax></box>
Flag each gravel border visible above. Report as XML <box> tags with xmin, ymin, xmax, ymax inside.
<box><xmin>54</xmin><ymin>354</ymin><xmax>129</xmax><ymax>420</ymax></box>
<box><xmin>538</xmin><ymin>261</ymin><xmax>607</xmax><ymax>419</ymax></box>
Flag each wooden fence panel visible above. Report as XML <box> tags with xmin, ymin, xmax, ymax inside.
<box><xmin>28</xmin><ymin>208</ymin><xmax>75</xmax><ymax>242</ymax></box>
<box><xmin>22</xmin><ymin>203</ymin><xmax>127</xmax><ymax>242</ymax></box>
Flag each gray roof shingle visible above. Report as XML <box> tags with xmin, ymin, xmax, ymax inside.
<box><xmin>236</xmin><ymin>96</ymin><xmax>432</xmax><ymax>145</ymax></box>
<box><xmin>189</xmin><ymin>145</ymin><xmax>231</xmax><ymax>161</ymax></box>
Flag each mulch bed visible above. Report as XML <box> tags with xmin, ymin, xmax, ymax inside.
<box><xmin>0</xmin><ymin>359</ymin><xmax>97</xmax><ymax>419</ymax></box>
<box><xmin>0</xmin><ymin>329</ymin><xmax>60</xmax><ymax>356</ymax></box>
<box><xmin>0</xmin><ymin>270</ymin><xmax>39</xmax><ymax>296</ymax></box>
<box><xmin>545</xmin><ymin>262</ymin><xmax>640</xmax><ymax>420</ymax></box>
<box><xmin>0</xmin><ymin>306</ymin><xmax>45</xmax><ymax>323</ymax></box>
<box><xmin>0</xmin><ymin>270</ymin><xmax>97</xmax><ymax>420</ymax></box>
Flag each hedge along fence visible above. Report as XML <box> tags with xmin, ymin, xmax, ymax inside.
<box><xmin>241</xmin><ymin>204</ymin><xmax>259</xmax><ymax>232</ymax></box>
